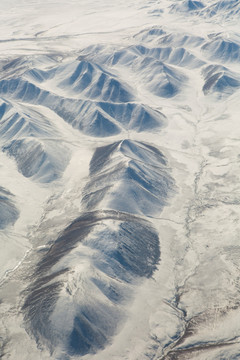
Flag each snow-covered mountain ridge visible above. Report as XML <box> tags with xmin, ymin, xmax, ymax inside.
<box><xmin>1</xmin><ymin>0</ymin><xmax>240</xmax><ymax>359</ymax></box>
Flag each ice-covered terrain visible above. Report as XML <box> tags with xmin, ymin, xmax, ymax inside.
<box><xmin>1</xmin><ymin>0</ymin><xmax>240</xmax><ymax>359</ymax></box>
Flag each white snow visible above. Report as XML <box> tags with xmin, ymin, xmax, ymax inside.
<box><xmin>1</xmin><ymin>0</ymin><xmax>240</xmax><ymax>359</ymax></box>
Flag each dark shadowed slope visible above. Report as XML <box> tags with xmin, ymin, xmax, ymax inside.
<box><xmin>0</xmin><ymin>98</ymin><xmax>70</xmax><ymax>183</ymax></box>
<box><xmin>202</xmin><ymin>64</ymin><xmax>240</xmax><ymax>98</ymax></box>
<box><xmin>3</xmin><ymin>138</ymin><xmax>70</xmax><ymax>183</ymax></box>
<box><xmin>23</xmin><ymin>211</ymin><xmax>159</xmax><ymax>356</ymax></box>
<box><xmin>202</xmin><ymin>35</ymin><xmax>240</xmax><ymax>63</ymax></box>
<box><xmin>83</xmin><ymin>139</ymin><xmax>175</xmax><ymax>216</ymax></box>
<box><xmin>0</xmin><ymin>57</ymin><xmax>165</xmax><ymax>137</ymax></box>
<box><xmin>0</xmin><ymin>186</ymin><xmax>19</xmax><ymax>229</ymax></box>
<box><xmin>22</xmin><ymin>137</ymin><xmax>175</xmax><ymax>357</ymax></box>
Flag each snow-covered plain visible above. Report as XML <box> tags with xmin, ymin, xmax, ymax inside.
<box><xmin>1</xmin><ymin>0</ymin><xmax>240</xmax><ymax>359</ymax></box>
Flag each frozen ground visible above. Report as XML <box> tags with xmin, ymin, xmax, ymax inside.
<box><xmin>1</xmin><ymin>0</ymin><xmax>240</xmax><ymax>359</ymax></box>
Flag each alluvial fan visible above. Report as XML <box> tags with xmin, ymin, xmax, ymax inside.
<box><xmin>1</xmin><ymin>0</ymin><xmax>240</xmax><ymax>359</ymax></box>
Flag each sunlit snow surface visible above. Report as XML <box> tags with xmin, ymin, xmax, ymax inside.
<box><xmin>1</xmin><ymin>0</ymin><xmax>240</xmax><ymax>359</ymax></box>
